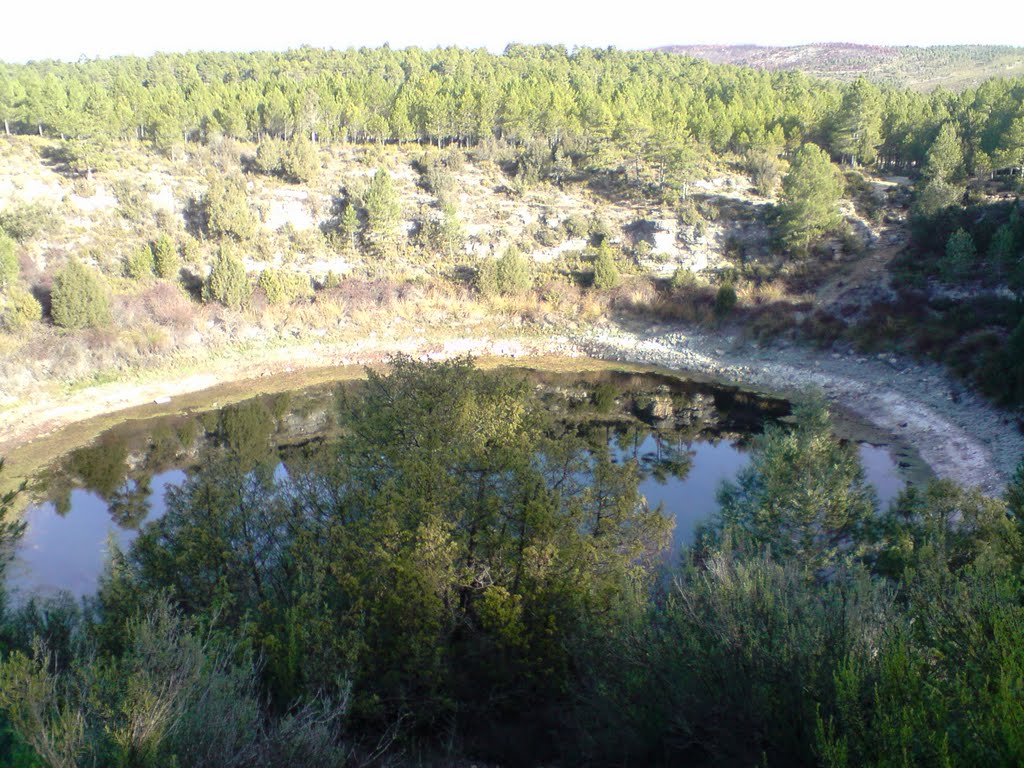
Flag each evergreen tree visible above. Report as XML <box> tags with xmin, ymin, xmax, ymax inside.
<box><xmin>152</xmin><ymin>234</ymin><xmax>180</xmax><ymax>280</ymax></box>
<box><xmin>592</xmin><ymin>241</ymin><xmax>621</xmax><ymax>289</ymax></box>
<box><xmin>51</xmin><ymin>258</ymin><xmax>111</xmax><ymax>329</ymax></box>
<box><xmin>203</xmin><ymin>175</ymin><xmax>258</xmax><ymax>241</ymax></box>
<box><xmin>281</xmin><ymin>134</ymin><xmax>319</xmax><ymax>183</ymax></box>
<box><xmin>710</xmin><ymin>401</ymin><xmax>876</xmax><ymax>574</ymax></box>
<box><xmin>832</xmin><ymin>77</ymin><xmax>883</xmax><ymax>166</ymax></box>
<box><xmin>363</xmin><ymin>169</ymin><xmax>401</xmax><ymax>252</ymax></box>
<box><xmin>124</xmin><ymin>244</ymin><xmax>155</xmax><ymax>280</ymax></box>
<box><xmin>940</xmin><ymin>228</ymin><xmax>977</xmax><ymax>281</ymax></box>
<box><xmin>923</xmin><ymin>122</ymin><xmax>965</xmax><ymax>183</ymax></box>
<box><xmin>778</xmin><ymin>143</ymin><xmax>844</xmax><ymax>253</ymax></box>
<box><xmin>203</xmin><ymin>244</ymin><xmax>249</xmax><ymax>309</ymax></box>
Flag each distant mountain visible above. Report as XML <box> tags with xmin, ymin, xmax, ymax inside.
<box><xmin>653</xmin><ymin>43</ymin><xmax>1024</xmax><ymax>90</ymax></box>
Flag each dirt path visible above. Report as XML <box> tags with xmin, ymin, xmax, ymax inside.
<box><xmin>815</xmin><ymin>224</ymin><xmax>907</xmax><ymax>309</ymax></box>
<box><xmin>2</xmin><ymin>325</ymin><xmax>1021</xmax><ymax>495</ymax></box>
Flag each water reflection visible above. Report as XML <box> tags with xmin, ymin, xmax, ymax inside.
<box><xmin>7</xmin><ymin>370</ymin><xmax>907</xmax><ymax>599</ymax></box>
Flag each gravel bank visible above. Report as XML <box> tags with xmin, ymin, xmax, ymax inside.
<box><xmin>575</xmin><ymin>326</ymin><xmax>1024</xmax><ymax>494</ymax></box>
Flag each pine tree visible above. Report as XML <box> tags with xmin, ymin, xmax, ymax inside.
<box><xmin>363</xmin><ymin>169</ymin><xmax>401</xmax><ymax>253</ymax></box>
<box><xmin>778</xmin><ymin>143</ymin><xmax>844</xmax><ymax>254</ymax></box>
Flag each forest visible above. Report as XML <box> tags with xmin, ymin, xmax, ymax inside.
<box><xmin>0</xmin><ymin>45</ymin><xmax>1022</xmax><ymax>181</ymax></box>
<box><xmin>0</xmin><ymin>44</ymin><xmax>1023</xmax><ymax>766</ymax></box>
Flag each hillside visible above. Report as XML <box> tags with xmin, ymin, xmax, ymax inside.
<box><xmin>654</xmin><ymin>43</ymin><xmax>1024</xmax><ymax>90</ymax></box>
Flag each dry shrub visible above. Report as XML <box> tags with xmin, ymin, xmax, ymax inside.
<box><xmin>123</xmin><ymin>323</ymin><xmax>174</xmax><ymax>356</ymax></box>
<box><xmin>317</xmin><ymin>278</ymin><xmax>399</xmax><ymax>312</ymax></box>
<box><xmin>143</xmin><ymin>283</ymin><xmax>196</xmax><ymax>329</ymax></box>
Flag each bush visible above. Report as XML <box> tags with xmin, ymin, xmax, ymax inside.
<box><xmin>152</xmin><ymin>234</ymin><xmax>181</xmax><ymax>280</ymax></box>
<box><xmin>940</xmin><ymin>228</ymin><xmax>976</xmax><ymax>282</ymax></box>
<box><xmin>51</xmin><ymin>259</ymin><xmax>111</xmax><ymax>329</ymax></box>
<box><xmin>478</xmin><ymin>246</ymin><xmax>532</xmax><ymax>296</ymax></box>
<box><xmin>2</xmin><ymin>285</ymin><xmax>42</xmax><ymax>331</ymax></box>
<box><xmin>203</xmin><ymin>246</ymin><xmax>249</xmax><ymax>309</ymax></box>
<box><xmin>592</xmin><ymin>242</ymin><xmax>621</xmax><ymax>290</ymax></box>
<box><xmin>0</xmin><ymin>201</ymin><xmax>61</xmax><ymax>242</ymax></box>
<box><xmin>714</xmin><ymin>284</ymin><xmax>738</xmax><ymax>317</ymax></box>
<box><xmin>203</xmin><ymin>175</ymin><xmax>258</xmax><ymax>241</ymax></box>
<box><xmin>257</xmin><ymin>268</ymin><xmax>311</xmax><ymax>305</ymax></box>
<box><xmin>0</xmin><ymin>228</ymin><xmax>17</xmax><ymax>288</ymax></box>
<box><xmin>254</xmin><ymin>138</ymin><xmax>285</xmax><ymax>175</ymax></box>
<box><xmin>124</xmin><ymin>244</ymin><xmax>156</xmax><ymax>280</ymax></box>
<box><xmin>282</xmin><ymin>135</ymin><xmax>319</xmax><ymax>184</ymax></box>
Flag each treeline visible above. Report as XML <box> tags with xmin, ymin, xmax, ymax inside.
<box><xmin>0</xmin><ymin>359</ymin><xmax>1022</xmax><ymax>767</ymax></box>
<box><xmin>2</xmin><ymin>45</ymin><xmax>1023</xmax><ymax>183</ymax></box>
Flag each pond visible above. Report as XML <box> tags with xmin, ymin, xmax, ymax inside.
<box><xmin>6</xmin><ymin>368</ymin><xmax>908</xmax><ymax>600</ymax></box>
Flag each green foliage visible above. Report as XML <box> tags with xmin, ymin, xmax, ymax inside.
<box><xmin>203</xmin><ymin>175</ymin><xmax>257</xmax><ymax>241</ymax></box>
<box><xmin>707</xmin><ymin>401</ymin><xmax>876</xmax><ymax>574</ymax></box>
<box><xmin>592</xmin><ymin>241</ymin><xmax>621</xmax><ymax>289</ymax></box>
<box><xmin>416</xmin><ymin>203</ymin><xmax>464</xmax><ymax>258</ymax></box>
<box><xmin>124</xmin><ymin>244</ymin><xmax>155</xmax><ymax>280</ymax></box>
<box><xmin>253</xmin><ymin>137</ymin><xmax>285</xmax><ymax>175</ymax></box>
<box><xmin>151</xmin><ymin>234</ymin><xmax>180</xmax><ymax>280</ymax></box>
<box><xmin>0</xmin><ymin>459</ymin><xmax>27</xmax><ymax>579</ymax></box>
<box><xmin>714</xmin><ymin>283</ymin><xmax>738</xmax><ymax>316</ymax></box>
<box><xmin>50</xmin><ymin>258</ymin><xmax>110</xmax><ymax>329</ymax></box>
<box><xmin>257</xmin><ymin>268</ymin><xmax>311</xmax><ymax>305</ymax></box>
<box><xmin>0</xmin><ymin>229</ymin><xmax>17</xmax><ymax>289</ymax></box>
<box><xmin>202</xmin><ymin>245</ymin><xmax>249</xmax><ymax>309</ymax></box>
<box><xmin>779</xmin><ymin>143</ymin><xmax>844</xmax><ymax>253</ymax></box>
<box><xmin>924</xmin><ymin>122</ymin><xmax>965</xmax><ymax>183</ymax></box>
<box><xmin>332</xmin><ymin>200</ymin><xmax>360</xmax><ymax>255</ymax></box>
<box><xmin>2</xmin><ymin>286</ymin><xmax>42</xmax><ymax>332</ymax></box>
<box><xmin>281</xmin><ymin>134</ymin><xmax>319</xmax><ymax>184</ymax></box>
<box><xmin>478</xmin><ymin>245</ymin><xmax>532</xmax><ymax>296</ymax></box>
<box><xmin>746</xmin><ymin>146</ymin><xmax>788</xmax><ymax>197</ymax></box>
<box><xmin>831</xmin><ymin>76</ymin><xmax>883</xmax><ymax>166</ymax></box>
<box><xmin>363</xmin><ymin>169</ymin><xmax>401</xmax><ymax>251</ymax></box>
<box><xmin>0</xmin><ymin>202</ymin><xmax>60</xmax><ymax>243</ymax></box>
<box><xmin>940</xmin><ymin>228</ymin><xmax>977</xmax><ymax>281</ymax></box>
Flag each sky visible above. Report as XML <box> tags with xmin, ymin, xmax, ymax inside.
<box><xmin>3</xmin><ymin>0</ymin><xmax>1021</xmax><ymax>63</ymax></box>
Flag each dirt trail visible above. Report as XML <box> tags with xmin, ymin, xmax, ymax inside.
<box><xmin>815</xmin><ymin>224</ymin><xmax>907</xmax><ymax>309</ymax></box>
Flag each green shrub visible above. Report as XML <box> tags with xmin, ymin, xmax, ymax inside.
<box><xmin>257</xmin><ymin>268</ymin><xmax>311</xmax><ymax>305</ymax></box>
<box><xmin>714</xmin><ymin>284</ymin><xmax>738</xmax><ymax>317</ymax></box>
<box><xmin>203</xmin><ymin>175</ymin><xmax>258</xmax><ymax>241</ymax></box>
<box><xmin>203</xmin><ymin>245</ymin><xmax>249</xmax><ymax>309</ymax></box>
<box><xmin>478</xmin><ymin>246</ymin><xmax>532</xmax><ymax>296</ymax></box>
<box><xmin>51</xmin><ymin>259</ymin><xmax>111</xmax><ymax>329</ymax></box>
<box><xmin>254</xmin><ymin>138</ymin><xmax>285</xmax><ymax>175</ymax></box>
<box><xmin>282</xmin><ymin>134</ymin><xmax>319</xmax><ymax>184</ymax></box>
<box><xmin>0</xmin><ymin>201</ymin><xmax>61</xmax><ymax>241</ymax></box>
<box><xmin>2</xmin><ymin>285</ymin><xmax>42</xmax><ymax>331</ymax></box>
<box><xmin>0</xmin><ymin>228</ymin><xmax>17</xmax><ymax>288</ymax></box>
<box><xmin>152</xmin><ymin>234</ymin><xmax>180</xmax><ymax>279</ymax></box>
<box><xmin>592</xmin><ymin>242</ymin><xmax>621</xmax><ymax>290</ymax></box>
<box><xmin>124</xmin><ymin>244</ymin><xmax>155</xmax><ymax>280</ymax></box>
<box><xmin>940</xmin><ymin>228</ymin><xmax>976</xmax><ymax>282</ymax></box>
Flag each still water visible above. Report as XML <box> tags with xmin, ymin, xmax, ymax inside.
<box><xmin>7</xmin><ymin>370</ymin><xmax>907</xmax><ymax>600</ymax></box>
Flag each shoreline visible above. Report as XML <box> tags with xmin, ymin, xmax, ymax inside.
<box><xmin>1</xmin><ymin>324</ymin><xmax>1020</xmax><ymax>496</ymax></box>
